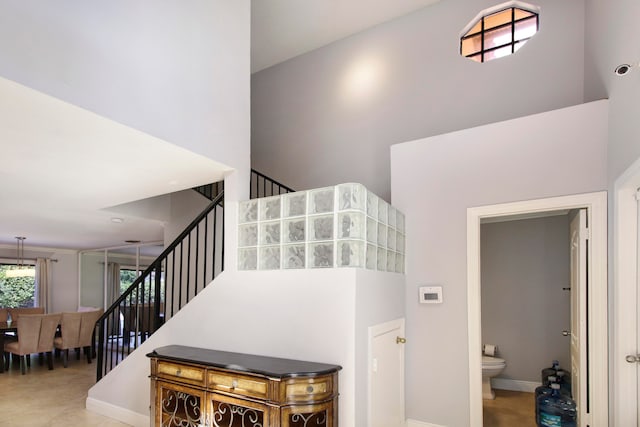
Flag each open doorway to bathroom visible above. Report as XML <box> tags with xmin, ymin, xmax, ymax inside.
<box><xmin>480</xmin><ymin>211</ymin><xmax>571</xmax><ymax>426</ymax></box>
<box><xmin>466</xmin><ymin>192</ymin><xmax>608</xmax><ymax>427</ymax></box>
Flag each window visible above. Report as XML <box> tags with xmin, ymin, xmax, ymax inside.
<box><xmin>461</xmin><ymin>3</ymin><xmax>539</xmax><ymax>63</ymax></box>
<box><xmin>0</xmin><ymin>262</ymin><xmax>36</xmax><ymax>308</ymax></box>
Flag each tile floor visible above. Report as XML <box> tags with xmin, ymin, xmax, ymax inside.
<box><xmin>0</xmin><ymin>353</ymin><xmax>129</xmax><ymax>426</ymax></box>
<box><xmin>483</xmin><ymin>389</ymin><xmax>537</xmax><ymax>427</ymax></box>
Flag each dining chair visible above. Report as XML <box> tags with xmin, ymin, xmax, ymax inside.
<box><xmin>3</xmin><ymin>314</ymin><xmax>41</xmax><ymax>374</ymax></box>
<box><xmin>37</xmin><ymin>313</ymin><xmax>61</xmax><ymax>370</ymax></box>
<box><xmin>78</xmin><ymin>309</ymin><xmax>103</xmax><ymax>363</ymax></box>
<box><xmin>0</xmin><ymin>308</ymin><xmax>8</xmax><ymax>322</ymax></box>
<box><xmin>8</xmin><ymin>307</ymin><xmax>45</xmax><ymax>321</ymax></box>
<box><xmin>53</xmin><ymin>312</ymin><xmax>82</xmax><ymax>368</ymax></box>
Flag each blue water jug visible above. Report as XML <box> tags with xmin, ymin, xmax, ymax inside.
<box><xmin>537</xmin><ymin>383</ymin><xmax>577</xmax><ymax>427</ymax></box>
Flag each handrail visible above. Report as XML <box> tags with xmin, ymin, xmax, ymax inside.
<box><xmin>251</xmin><ymin>169</ymin><xmax>295</xmax><ymax>198</ymax></box>
<box><xmin>96</xmin><ymin>191</ymin><xmax>225</xmax><ymax>380</ymax></box>
<box><xmin>95</xmin><ymin>170</ymin><xmax>294</xmax><ymax>381</ymax></box>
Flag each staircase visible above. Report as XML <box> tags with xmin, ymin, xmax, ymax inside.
<box><xmin>95</xmin><ymin>169</ymin><xmax>293</xmax><ymax>380</ymax></box>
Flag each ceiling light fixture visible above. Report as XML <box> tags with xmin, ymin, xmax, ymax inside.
<box><xmin>614</xmin><ymin>63</ymin><xmax>635</xmax><ymax>76</ymax></box>
<box><xmin>5</xmin><ymin>237</ymin><xmax>35</xmax><ymax>278</ymax></box>
<box><xmin>111</xmin><ymin>217</ymin><xmax>124</xmax><ymax>224</ymax></box>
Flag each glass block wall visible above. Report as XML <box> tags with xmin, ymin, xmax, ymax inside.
<box><xmin>237</xmin><ymin>183</ymin><xmax>405</xmax><ymax>272</ymax></box>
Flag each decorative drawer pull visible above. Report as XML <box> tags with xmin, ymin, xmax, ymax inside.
<box><xmin>306</xmin><ymin>386</ymin><xmax>314</xmax><ymax>393</ymax></box>
<box><xmin>175</xmin><ymin>369</ymin><xmax>181</xmax><ymax>376</ymax></box>
<box><xmin>231</xmin><ymin>379</ymin><xmax>238</xmax><ymax>388</ymax></box>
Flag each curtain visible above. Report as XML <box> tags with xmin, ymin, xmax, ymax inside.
<box><xmin>34</xmin><ymin>258</ymin><xmax>52</xmax><ymax>312</ymax></box>
<box><xmin>106</xmin><ymin>262</ymin><xmax>121</xmax><ymax>306</ymax></box>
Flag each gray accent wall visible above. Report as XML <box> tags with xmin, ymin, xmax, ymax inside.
<box><xmin>481</xmin><ymin>216</ymin><xmax>570</xmax><ymax>383</ymax></box>
<box><xmin>252</xmin><ymin>0</ymin><xmax>586</xmax><ymax>201</ymax></box>
<box><xmin>391</xmin><ymin>101</ymin><xmax>607</xmax><ymax>426</ymax></box>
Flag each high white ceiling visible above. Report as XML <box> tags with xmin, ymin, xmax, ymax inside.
<box><xmin>251</xmin><ymin>0</ymin><xmax>441</xmax><ymax>72</ymax></box>
<box><xmin>0</xmin><ymin>77</ymin><xmax>227</xmax><ymax>250</ymax></box>
<box><xmin>1</xmin><ymin>1</ymin><xmax>442</xmax><ymax>252</ymax></box>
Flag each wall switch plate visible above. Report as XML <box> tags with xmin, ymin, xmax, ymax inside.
<box><xmin>419</xmin><ymin>286</ymin><xmax>443</xmax><ymax>304</ymax></box>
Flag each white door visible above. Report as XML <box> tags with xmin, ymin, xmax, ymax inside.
<box><xmin>636</xmin><ymin>190</ymin><xmax>640</xmax><ymax>424</ymax></box>
<box><xmin>370</xmin><ymin>318</ymin><xmax>405</xmax><ymax>427</ymax></box>
<box><xmin>570</xmin><ymin>209</ymin><xmax>588</xmax><ymax>426</ymax></box>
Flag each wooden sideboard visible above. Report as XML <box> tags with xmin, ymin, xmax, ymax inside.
<box><xmin>147</xmin><ymin>345</ymin><xmax>341</xmax><ymax>427</ymax></box>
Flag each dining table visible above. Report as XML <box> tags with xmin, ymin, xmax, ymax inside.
<box><xmin>0</xmin><ymin>320</ymin><xmax>18</xmax><ymax>373</ymax></box>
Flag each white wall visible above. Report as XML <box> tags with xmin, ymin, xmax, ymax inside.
<box><xmin>390</xmin><ymin>101</ymin><xmax>608</xmax><ymax>426</ymax></box>
<box><xmin>88</xmin><ymin>268</ymin><xmax>405</xmax><ymax>427</ymax></box>
<box><xmin>0</xmin><ymin>1</ymin><xmax>250</xmax><ymax>182</ymax></box>
<box><xmin>252</xmin><ymin>0</ymin><xmax>586</xmax><ymax>200</ymax></box>
<box><xmin>0</xmin><ymin>245</ymin><xmax>78</xmax><ymax>312</ymax></box>
<box><xmin>481</xmin><ymin>216</ymin><xmax>570</xmax><ymax>383</ymax></box>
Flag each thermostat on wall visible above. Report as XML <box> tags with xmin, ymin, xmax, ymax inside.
<box><xmin>419</xmin><ymin>286</ymin><xmax>443</xmax><ymax>304</ymax></box>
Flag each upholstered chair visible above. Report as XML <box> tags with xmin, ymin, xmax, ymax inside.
<box><xmin>0</xmin><ymin>308</ymin><xmax>8</xmax><ymax>322</ymax></box>
<box><xmin>8</xmin><ymin>307</ymin><xmax>45</xmax><ymax>321</ymax></box>
<box><xmin>4</xmin><ymin>314</ymin><xmax>41</xmax><ymax>374</ymax></box>
<box><xmin>78</xmin><ymin>309</ymin><xmax>103</xmax><ymax>363</ymax></box>
<box><xmin>53</xmin><ymin>312</ymin><xmax>82</xmax><ymax>368</ymax></box>
<box><xmin>37</xmin><ymin>313</ymin><xmax>61</xmax><ymax>370</ymax></box>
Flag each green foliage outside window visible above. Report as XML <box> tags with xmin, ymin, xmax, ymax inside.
<box><xmin>0</xmin><ymin>265</ymin><xmax>35</xmax><ymax>308</ymax></box>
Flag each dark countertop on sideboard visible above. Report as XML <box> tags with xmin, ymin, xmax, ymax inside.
<box><xmin>147</xmin><ymin>345</ymin><xmax>342</xmax><ymax>379</ymax></box>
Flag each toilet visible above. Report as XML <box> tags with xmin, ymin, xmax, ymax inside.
<box><xmin>482</xmin><ymin>355</ymin><xmax>506</xmax><ymax>400</ymax></box>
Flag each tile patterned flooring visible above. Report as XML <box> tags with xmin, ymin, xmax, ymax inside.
<box><xmin>483</xmin><ymin>389</ymin><xmax>537</xmax><ymax>427</ymax></box>
<box><xmin>0</xmin><ymin>353</ymin><xmax>129</xmax><ymax>426</ymax></box>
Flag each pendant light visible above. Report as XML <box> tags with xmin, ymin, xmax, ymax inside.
<box><xmin>5</xmin><ymin>237</ymin><xmax>35</xmax><ymax>278</ymax></box>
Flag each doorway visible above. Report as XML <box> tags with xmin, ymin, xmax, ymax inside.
<box><xmin>613</xmin><ymin>156</ymin><xmax>640</xmax><ymax>425</ymax></box>
<box><xmin>467</xmin><ymin>192</ymin><xmax>608</xmax><ymax>427</ymax></box>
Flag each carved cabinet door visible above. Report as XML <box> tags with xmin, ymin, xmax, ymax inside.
<box><xmin>156</xmin><ymin>381</ymin><xmax>207</xmax><ymax>427</ymax></box>
<box><xmin>280</xmin><ymin>401</ymin><xmax>335</xmax><ymax>427</ymax></box>
<box><xmin>206</xmin><ymin>392</ymin><xmax>271</xmax><ymax>427</ymax></box>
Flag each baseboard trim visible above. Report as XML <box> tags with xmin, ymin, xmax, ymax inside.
<box><xmin>86</xmin><ymin>397</ymin><xmax>150</xmax><ymax>427</ymax></box>
<box><xmin>492</xmin><ymin>378</ymin><xmax>540</xmax><ymax>393</ymax></box>
<box><xmin>407</xmin><ymin>419</ymin><xmax>446</xmax><ymax>427</ymax></box>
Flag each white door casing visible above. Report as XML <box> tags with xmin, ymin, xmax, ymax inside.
<box><xmin>369</xmin><ymin>318</ymin><xmax>405</xmax><ymax>427</ymax></box>
<box><xmin>467</xmin><ymin>192</ymin><xmax>608</xmax><ymax>427</ymax></box>
<box><xmin>613</xmin><ymin>156</ymin><xmax>640</xmax><ymax>425</ymax></box>
<box><xmin>569</xmin><ymin>209</ymin><xmax>588</xmax><ymax>425</ymax></box>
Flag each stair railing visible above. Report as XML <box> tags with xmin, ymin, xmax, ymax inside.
<box><xmin>95</xmin><ymin>170</ymin><xmax>294</xmax><ymax>380</ymax></box>
<box><xmin>96</xmin><ymin>191</ymin><xmax>224</xmax><ymax>380</ymax></box>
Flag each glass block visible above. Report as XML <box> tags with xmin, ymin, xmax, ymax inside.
<box><xmin>238</xmin><ymin>224</ymin><xmax>258</xmax><ymax>247</ymax></box>
<box><xmin>309</xmin><ymin>242</ymin><xmax>334</xmax><ymax>268</ymax></box>
<box><xmin>367</xmin><ymin>192</ymin><xmax>378</xmax><ymax>218</ymax></box>
<box><xmin>387</xmin><ymin>251</ymin><xmax>396</xmax><ymax>272</ymax></box>
<box><xmin>388</xmin><ymin>228</ymin><xmax>396</xmax><ymax>251</ymax></box>
<box><xmin>338</xmin><ymin>212</ymin><xmax>365</xmax><ymax>239</ymax></box>
<box><xmin>395</xmin><ymin>254</ymin><xmax>404</xmax><ymax>273</ymax></box>
<box><xmin>283</xmin><ymin>245</ymin><xmax>305</xmax><ymax>269</ymax></box>
<box><xmin>338</xmin><ymin>240</ymin><xmax>365</xmax><ymax>268</ymax></box>
<box><xmin>310</xmin><ymin>215</ymin><xmax>334</xmax><ymax>241</ymax></box>
<box><xmin>396</xmin><ymin>233</ymin><xmax>405</xmax><ymax>254</ymax></box>
<box><xmin>309</xmin><ymin>187</ymin><xmax>335</xmax><ymax>214</ymax></box>
<box><xmin>366</xmin><ymin>217</ymin><xmax>377</xmax><ymax>244</ymax></box>
<box><xmin>397</xmin><ymin>211</ymin><xmax>405</xmax><ymax>233</ymax></box>
<box><xmin>284</xmin><ymin>192</ymin><xmax>306</xmax><ymax>217</ymax></box>
<box><xmin>260</xmin><ymin>221</ymin><xmax>280</xmax><ymax>245</ymax></box>
<box><xmin>388</xmin><ymin>206</ymin><xmax>397</xmax><ymax>229</ymax></box>
<box><xmin>238</xmin><ymin>248</ymin><xmax>257</xmax><ymax>270</ymax></box>
<box><xmin>377</xmin><ymin>223</ymin><xmax>387</xmax><ymax>248</ymax></box>
<box><xmin>260</xmin><ymin>196</ymin><xmax>281</xmax><ymax>220</ymax></box>
<box><xmin>366</xmin><ymin>244</ymin><xmax>377</xmax><ymax>270</ymax></box>
<box><xmin>259</xmin><ymin>246</ymin><xmax>281</xmax><ymax>270</ymax></box>
<box><xmin>338</xmin><ymin>183</ymin><xmax>366</xmax><ymax>211</ymax></box>
<box><xmin>378</xmin><ymin>199</ymin><xmax>388</xmax><ymax>223</ymax></box>
<box><xmin>238</xmin><ymin>200</ymin><xmax>258</xmax><ymax>223</ymax></box>
<box><xmin>283</xmin><ymin>218</ymin><xmax>305</xmax><ymax>243</ymax></box>
<box><xmin>377</xmin><ymin>246</ymin><xmax>387</xmax><ymax>271</ymax></box>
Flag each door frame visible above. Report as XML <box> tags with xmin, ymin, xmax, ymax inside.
<box><xmin>466</xmin><ymin>192</ymin><xmax>608</xmax><ymax>427</ymax></box>
<box><xmin>613</xmin><ymin>156</ymin><xmax>640</xmax><ymax>425</ymax></box>
<box><xmin>368</xmin><ymin>317</ymin><xmax>405</xmax><ymax>427</ymax></box>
